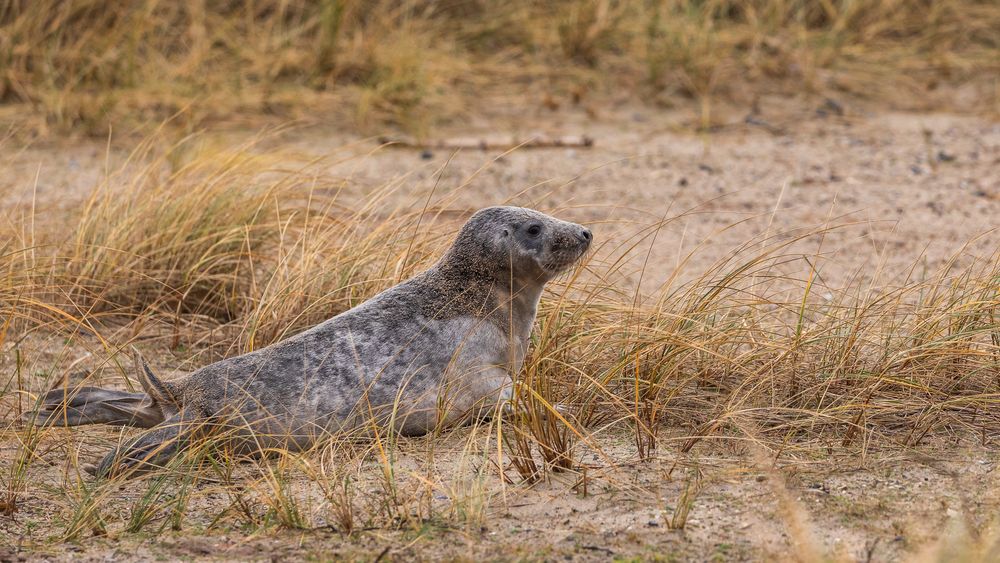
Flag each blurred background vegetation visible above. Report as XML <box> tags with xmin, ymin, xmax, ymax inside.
<box><xmin>1</xmin><ymin>0</ymin><xmax>998</xmax><ymax>137</ymax></box>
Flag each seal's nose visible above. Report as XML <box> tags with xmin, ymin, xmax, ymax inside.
<box><xmin>577</xmin><ymin>227</ymin><xmax>592</xmax><ymax>244</ymax></box>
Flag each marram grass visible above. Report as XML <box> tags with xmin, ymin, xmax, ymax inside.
<box><xmin>2</xmin><ymin>0</ymin><xmax>997</xmax><ymax>135</ymax></box>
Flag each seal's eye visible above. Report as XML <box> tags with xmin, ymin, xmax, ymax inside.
<box><xmin>526</xmin><ymin>224</ymin><xmax>542</xmax><ymax>237</ymax></box>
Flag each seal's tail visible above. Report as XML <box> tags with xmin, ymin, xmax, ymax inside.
<box><xmin>24</xmin><ymin>349</ymin><xmax>179</xmax><ymax>429</ymax></box>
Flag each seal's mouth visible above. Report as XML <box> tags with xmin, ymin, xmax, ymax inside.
<box><xmin>542</xmin><ymin>237</ymin><xmax>591</xmax><ymax>276</ymax></box>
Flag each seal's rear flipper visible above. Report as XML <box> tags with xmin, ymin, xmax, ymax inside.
<box><xmin>92</xmin><ymin>412</ymin><xmax>202</xmax><ymax>478</ymax></box>
<box><xmin>131</xmin><ymin>346</ymin><xmax>181</xmax><ymax>418</ymax></box>
<box><xmin>24</xmin><ymin>386</ymin><xmax>165</xmax><ymax>428</ymax></box>
<box><xmin>25</xmin><ymin>350</ymin><xmax>179</xmax><ymax>429</ymax></box>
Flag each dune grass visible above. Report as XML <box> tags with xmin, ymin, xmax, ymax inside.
<box><xmin>1</xmin><ymin>0</ymin><xmax>997</xmax><ymax>136</ymax></box>
<box><xmin>0</xmin><ymin>134</ymin><xmax>998</xmax><ymax>558</ymax></box>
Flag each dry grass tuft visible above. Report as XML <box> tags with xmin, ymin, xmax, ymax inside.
<box><xmin>1</xmin><ymin>0</ymin><xmax>997</xmax><ymax>136</ymax></box>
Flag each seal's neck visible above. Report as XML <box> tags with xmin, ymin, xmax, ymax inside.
<box><xmin>421</xmin><ymin>258</ymin><xmax>543</xmax><ymax>370</ymax></box>
<box><xmin>428</xmin><ymin>252</ymin><xmax>545</xmax><ymax>357</ymax></box>
<box><xmin>496</xmin><ymin>276</ymin><xmax>545</xmax><ymax>370</ymax></box>
<box><xmin>436</xmin><ymin>244</ymin><xmax>509</xmax><ymax>283</ymax></box>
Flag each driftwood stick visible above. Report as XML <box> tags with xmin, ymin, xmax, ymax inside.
<box><xmin>378</xmin><ymin>134</ymin><xmax>594</xmax><ymax>150</ymax></box>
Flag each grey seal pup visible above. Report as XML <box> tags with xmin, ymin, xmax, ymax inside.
<box><xmin>27</xmin><ymin>206</ymin><xmax>592</xmax><ymax>477</ymax></box>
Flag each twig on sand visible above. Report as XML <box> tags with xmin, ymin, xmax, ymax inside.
<box><xmin>378</xmin><ymin>134</ymin><xmax>595</xmax><ymax>150</ymax></box>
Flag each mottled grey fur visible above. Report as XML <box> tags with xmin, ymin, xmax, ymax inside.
<box><xmin>27</xmin><ymin>206</ymin><xmax>592</xmax><ymax>477</ymax></box>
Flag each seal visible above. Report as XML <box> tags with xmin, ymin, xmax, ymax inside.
<box><xmin>27</xmin><ymin>206</ymin><xmax>592</xmax><ymax>477</ymax></box>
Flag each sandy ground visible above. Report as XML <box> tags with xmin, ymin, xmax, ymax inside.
<box><xmin>3</xmin><ymin>425</ymin><xmax>998</xmax><ymax>562</ymax></box>
<box><xmin>1</xmin><ymin>97</ymin><xmax>999</xmax><ymax>561</ymax></box>
<box><xmin>6</xmin><ymin>96</ymin><xmax>998</xmax><ymax>290</ymax></box>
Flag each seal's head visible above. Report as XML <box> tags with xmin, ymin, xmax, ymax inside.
<box><xmin>441</xmin><ymin>206</ymin><xmax>592</xmax><ymax>283</ymax></box>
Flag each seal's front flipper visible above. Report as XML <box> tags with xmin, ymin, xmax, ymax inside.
<box><xmin>24</xmin><ymin>386</ymin><xmax>165</xmax><ymax>428</ymax></box>
<box><xmin>92</xmin><ymin>412</ymin><xmax>201</xmax><ymax>478</ymax></box>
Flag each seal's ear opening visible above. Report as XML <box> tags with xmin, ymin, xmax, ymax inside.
<box><xmin>501</xmin><ymin>228</ymin><xmax>509</xmax><ymax>237</ymax></box>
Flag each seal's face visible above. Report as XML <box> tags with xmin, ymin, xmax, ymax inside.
<box><xmin>459</xmin><ymin>206</ymin><xmax>592</xmax><ymax>283</ymax></box>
